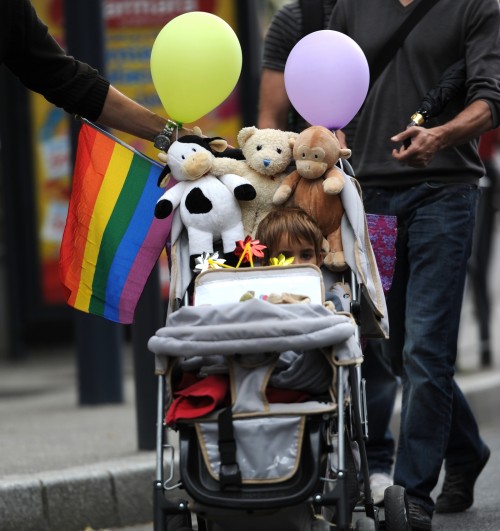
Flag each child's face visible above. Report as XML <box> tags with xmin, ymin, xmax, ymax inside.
<box><xmin>271</xmin><ymin>235</ymin><xmax>322</xmax><ymax>266</ymax></box>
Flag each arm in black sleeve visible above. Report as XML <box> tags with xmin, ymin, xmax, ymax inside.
<box><xmin>3</xmin><ymin>0</ymin><xmax>109</xmax><ymax>121</ymax></box>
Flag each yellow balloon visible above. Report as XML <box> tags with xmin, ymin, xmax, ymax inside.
<box><xmin>150</xmin><ymin>11</ymin><xmax>242</xmax><ymax>124</ymax></box>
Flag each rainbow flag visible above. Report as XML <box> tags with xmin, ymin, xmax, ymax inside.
<box><xmin>59</xmin><ymin>121</ymin><xmax>174</xmax><ymax>324</ymax></box>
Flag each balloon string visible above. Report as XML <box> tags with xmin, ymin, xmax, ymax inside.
<box><xmin>173</xmin><ymin>121</ymin><xmax>183</xmax><ymax>141</ymax></box>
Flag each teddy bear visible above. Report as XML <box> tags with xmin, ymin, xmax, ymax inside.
<box><xmin>272</xmin><ymin>125</ymin><xmax>352</xmax><ymax>271</ymax></box>
<box><xmin>154</xmin><ymin>135</ymin><xmax>256</xmax><ymax>260</ymax></box>
<box><xmin>210</xmin><ymin>126</ymin><xmax>298</xmax><ymax>237</ymax></box>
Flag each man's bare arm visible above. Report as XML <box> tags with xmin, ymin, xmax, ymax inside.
<box><xmin>96</xmin><ymin>85</ymin><xmax>191</xmax><ymax>141</ymax></box>
<box><xmin>391</xmin><ymin>100</ymin><xmax>493</xmax><ymax>167</ymax></box>
<box><xmin>257</xmin><ymin>68</ymin><xmax>291</xmax><ymax>130</ymax></box>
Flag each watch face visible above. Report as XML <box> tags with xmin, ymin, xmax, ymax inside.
<box><xmin>154</xmin><ymin>135</ymin><xmax>170</xmax><ymax>151</ymax></box>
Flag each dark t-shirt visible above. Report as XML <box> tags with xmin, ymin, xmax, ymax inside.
<box><xmin>0</xmin><ymin>0</ymin><xmax>109</xmax><ymax>121</ymax></box>
<box><xmin>328</xmin><ymin>0</ymin><xmax>500</xmax><ymax>186</ymax></box>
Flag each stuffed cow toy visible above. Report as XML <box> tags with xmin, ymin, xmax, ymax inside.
<box><xmin>154</xmin><ymin>135</ymin><xmax>256</xmax><ymax>259</ymax></box>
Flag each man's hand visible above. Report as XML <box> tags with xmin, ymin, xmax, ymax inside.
<box><xmin>391</xmin><ymin>126</ymin><xmax>444</xmax><ymax>168</ymax></box>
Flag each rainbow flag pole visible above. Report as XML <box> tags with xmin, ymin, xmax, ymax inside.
<box><xmin>59</xmin><ymin>119</ymin><xmax>174</xmax><ymax>324</ymax></box>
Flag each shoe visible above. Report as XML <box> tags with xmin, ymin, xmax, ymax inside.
<box><xmin>369</xmin><ymin>472</ymin><xmax>393</xmax><ymax>505</ymax></box>
<box><xmin>408</xmin><ymin>502</ymin><xmax>432</xmax><ymax>531</ymax></box>
<box><xmin>435</xmin><ymin>446</ymin><xmax>491</xmax><ymax>513</ymax></box>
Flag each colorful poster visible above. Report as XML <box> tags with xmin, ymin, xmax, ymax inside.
<box><xmin>29</xmin><ymin>0</ymin><xmax>243</xmax><ymax>305</ymax></box>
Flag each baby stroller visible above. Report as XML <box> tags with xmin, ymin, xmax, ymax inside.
<box><xmin>148</xmin><ymin>181</ymin><xmax>409</xmax><ymax>531</ymax></box>
<box><xmin>147</xmin><ymin>175</ymin><xmax>409</xmax><ymax>531</ymax></box>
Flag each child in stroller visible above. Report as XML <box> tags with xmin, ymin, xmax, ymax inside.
<box><xmin>255</xmin><ymin>206</ymin><xmax>352</xmax><ymax>314</ymax></box>
<box><xmin>147</xmin><ymin>177</ymin><xmax>408</xmax><ymax>530</ymax></box>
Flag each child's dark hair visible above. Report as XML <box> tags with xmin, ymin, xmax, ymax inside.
<box><xmin>255</xmin><ymin>207</ymin><xmax>324</xmax><ymax>263</ymax></box>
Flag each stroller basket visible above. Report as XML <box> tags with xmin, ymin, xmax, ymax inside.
<box><xmin>178</xmin><ymin>416</ymin><xmax>323</xmax><ymax>509</ymax></box>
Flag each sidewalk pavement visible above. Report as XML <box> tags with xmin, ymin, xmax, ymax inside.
<box><xmin>1</xmin><ymin>231</ymin><xmax>500</xmax><ymax>531</ymax></box>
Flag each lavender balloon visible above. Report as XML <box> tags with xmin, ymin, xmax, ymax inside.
<box><xmin>284</xmin><ymin>30</ymin><xmax>370</xmax><ymax>130</ymax></box>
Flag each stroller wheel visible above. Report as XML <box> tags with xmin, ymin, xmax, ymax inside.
<box><xmin>383</xmin><ymin>485</ymin><xmax>410</xmax><ymax>531</ymax></box>
<box><xmin>354</xmin><ymin>516</ymin><xmax>376</xmax><ymax>530</ymax></box>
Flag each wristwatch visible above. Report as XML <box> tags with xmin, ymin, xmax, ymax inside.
<box><xmin>154</xmin><ymin>119</ymin><xmax>178</xmax><ymax>151</ymax></box>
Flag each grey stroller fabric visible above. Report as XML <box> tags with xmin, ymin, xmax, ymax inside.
<box><xmin>148</xmin><ymin>298</ymin><xmax>360</xmax><ymax>358</ymax></box>
<box><xmin>197</xmin><ymin>416</ymin><xmax>304</xmax><ymax>483</ymax></box>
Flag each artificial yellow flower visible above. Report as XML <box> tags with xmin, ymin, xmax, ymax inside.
<box><xmin>269</xmin><ymin>254</ymin><xmax>295</xmax><ymax>266</ymax></box>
